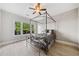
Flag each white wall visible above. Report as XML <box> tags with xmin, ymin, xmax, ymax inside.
<box><xmin>1</xmin><ymin>9</ymin><xmax>29</xmax><ymax>42</ymax></box>
<box><xmin>37</xmin><ymin>23</ymin><xmax>56</xmax><ymax>34</ymax></box>
<box><xmin>0</xmin><ymin>10</ymin><xmax>1</xmax><ymax>41</ymax></box>
<box><xmin>53</xmin><ymin>8</ymin><xmax>78</xmax><ymax>43</ymax></box>
<box><xmin>77</xmin><ymin>8</ymin><xmax>79</xmax><ymax>43</ymax></box>
<box><xmin>47</xmin><ymin>23</ymin><xmax>56</xmax><ymax>30</ymax></box>
<box><xmin>0</xmin><ymin>9</ymin><xmax>37</xmax><ymax>42</ymax></box>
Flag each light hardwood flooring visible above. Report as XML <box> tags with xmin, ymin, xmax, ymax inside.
<box><xmin>0</xmin><ymin>40</ymin><xmax>45</xmax><ymax>56</ymax></box>
<box><xmin>48</xmin><ymin>42</ymin><xmax>79</xmax><ymax>56</ymax></box>
<box><xmin>0</xmin><ymin>40</ymin><xmax>79</xmax><ymax>56</ymax></box>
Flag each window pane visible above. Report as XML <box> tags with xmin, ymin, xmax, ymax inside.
<box><xmin>23</xmin><ymin>23</ymin><xmax>30</xmax><ymax>34</ymax></box>
<box><xmin>15</xmin><ymin>22</ymin><xmax>21</xmax><ymax>35</ymax></box>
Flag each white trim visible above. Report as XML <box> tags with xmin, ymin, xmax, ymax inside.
<box><xmin>56</xmin><ymin>39</ymin><xmax>79</xmax><ymax>48</ymax></box>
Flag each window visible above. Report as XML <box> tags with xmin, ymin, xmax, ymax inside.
<box><xmin>23</xmin><ymin>23</ymin><xmax>30</xmax><ymax>34</ymax></box>
<box><xmin>15</xmin><ymin>22</ymin><xmax>34</xmax><ymax>35</ymax></box>
<box><xmin>23</xmin><ymin>23</ymin><xmax>34</xmax><ymax>34</ymax></box>
<box><xmin>15</xmin><ymin>22</ymin><xmax>21</xmax><ymax>35</ymax></box>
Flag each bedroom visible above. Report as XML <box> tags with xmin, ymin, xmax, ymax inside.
<box><xmin>0</xmin><ymin>3</ymin><xmax>79</xmax><ymax>56</ymax></box>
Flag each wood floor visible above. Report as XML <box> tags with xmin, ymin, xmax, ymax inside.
<box><xmin>0</xmin><ymin>40</ymin><xmax>79</xmax><ymax>56</ymax></box>
<box><xmin>48</xmin><ymin>42</ymin><xmax>79</xmax><ymax>56</ymax></box>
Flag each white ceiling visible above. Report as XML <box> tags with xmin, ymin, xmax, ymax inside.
<box><xmin>0</xmin><ymin>3</ymin><xmax>79</xmax><ymax>22</ymax></box>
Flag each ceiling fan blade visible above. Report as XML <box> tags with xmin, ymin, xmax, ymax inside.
<box><xmin>33</xmin><ymin>11</ymin><xmax>36</xmax><ymax>14</ymax></box>
<box><xmin>29</xmin><ymin>7</ymin><xmax>35</xmax><ymax>10</ymax></box>
<box><xmin>40</xmin><ymin>9</ymin><xmax>46</xmax><ymax>11</ymax></box>
<box><xmin>39</xmin><ymin>12</ymin><xmax>41</xmax><ymax>15</ymax></box>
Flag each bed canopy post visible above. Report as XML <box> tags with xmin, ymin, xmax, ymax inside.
<box><xmin>30</xmin><ymin>19</ymin><xmax>32</xmax><ymax>44</ymax></box>
<box><xmin>46</xmin><ymin>11</ymin><xmax>47</xmax><ymax>36</ymax></box>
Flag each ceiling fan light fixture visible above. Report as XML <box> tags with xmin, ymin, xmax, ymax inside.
<box><xmin>34</xmin><ymin>3</ymin><xmax>42</xmax><ymax>13</ymax></box>
<box><xmin>36</xmin><ymin>10</ymin><xmax>40</xmax><ymax>13</ymax></box>
<box><xmin>29</xmin><ymin>3</ymin><xmax>46</xmax><ymax>15</ymax></box>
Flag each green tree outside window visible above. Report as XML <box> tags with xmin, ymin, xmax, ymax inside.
<box><xmin>15</xmin><ymin>22</ymin><xmax>21</xmax><ymax>35</ymax></box>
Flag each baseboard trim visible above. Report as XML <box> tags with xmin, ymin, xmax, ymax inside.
<box><xmin>0</xmin><ymin>39</ymin><xmax>26</xmax><ymax>48</ymax></box>
<box><xmin>56</xmin><ymin>40</ymin><xmax>79</xmax><ymax>48</ymax></box>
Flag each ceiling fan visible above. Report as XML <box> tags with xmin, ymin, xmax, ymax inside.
<box><xmin>29</xmin><ymin>3</ymin><xmax>46</xmax><ymax>15</ymax></box>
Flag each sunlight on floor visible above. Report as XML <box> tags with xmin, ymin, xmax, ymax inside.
<box><xmin>0</xmin><ymin>40</ymin><xmax>45</xmax><ymax>56</ymax></box>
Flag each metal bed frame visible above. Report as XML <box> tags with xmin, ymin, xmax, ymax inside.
<box><xmin>28</xmin><ymin>10</ymin><xmax>56</xmax><ymax>56</ymax></box>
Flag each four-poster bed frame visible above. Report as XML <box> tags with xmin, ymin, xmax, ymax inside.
<box><xmin>29</xmin><ymin>10</ymin><xmax>56</xmax><ymax>56</ymax></box>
